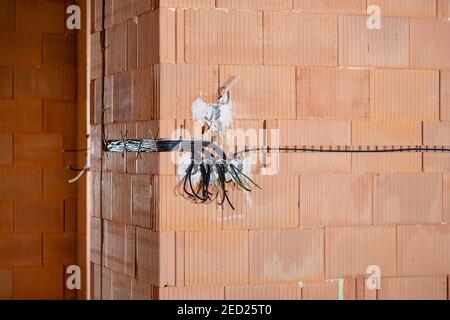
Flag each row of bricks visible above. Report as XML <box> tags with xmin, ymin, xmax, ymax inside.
<box><xmin>98</xmin><ymin>118</ymin><xmax>450</xmax><ymax>146</ymax></box>
<box><xmin>0</xmin><ymin>0</ymin><xmax>68</xmax><ymax>34</ymax></box>
<box><xmin>94</xmin><ymin>148</ymin><xmax>450</xmax><ymax>175</ymax></box>
<box><xmin>0</xmin><ymin>32</ymin><xmax>76</xmax><ymax>67</ymax></box>
<box><xmin>96</xmin><ymin>119</ymin><xmax>450</xmax><ymax>148</ymax></box>
<box><xmin>0</xmin><ymin>133</ymin><xmax>86</xmax><ymax>168</ymax></box>
<box><xmin>92</xmin><ymin>264</ymin><xmax>449</xmax><ymax>300</ymax></box>
<box><xmin>91</xmin><ymin>221</ymin><xmax>450</xmax><ymax>286</ymax></box>
<box><xmin>90</xmin><ymin>65</ymin><xmax>450</xmax><ymax>122</ymax></box>
<box><xmin>92</xmin><ymin>9</ymin><xmax>450</xmax><ymax>72</ymax></box>
<box><xmin>0</xmin><ymin>66</ymin><xmax>76</xmax><ymax>100</ymax></box>
<box><xmin>0</xmin><ymin>166</ymin><xmax>79</xmax><ymax>199</ymax></box>
<box><xmin>91</xmin><ymin>172</ymin><xmax>450</xmax><ymax>231</ymax></box>
<box><xmin>0</xmin><ymin>233</ymin><xmax>78</xmax><ymax>267</ymax></box>
<box><xmin>0</xmin><ymin>266</ymin><xmax>81</xmax><ymax>300</ymax></box>
<box><xmin>0</xmin><ymin>100</ymin><xmax>78</xmax><ymax>135</ymax></box>
<box><xmin>90</xmin><ymin>120</ymin><xmax>450</xmax><ymax>175</ymax></box>
<box><xmin>93</xmin><ymin>0</ymin><xmax>450</xmax><ymax>31</ymax></box>
<box><xmin>0</xmin><ymin>199</ymin><xmax>79</xmax><ymax>233</ymax></box>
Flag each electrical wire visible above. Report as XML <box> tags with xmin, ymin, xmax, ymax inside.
<box><xmin>233</xmin><ymin>146</ymin><xmax>450</xmax><ymax>157</ymax></box>
<box><xmin>104</xmin><ymin>139</ymin><xmax>450</xmax><ymax>209</ymax></box>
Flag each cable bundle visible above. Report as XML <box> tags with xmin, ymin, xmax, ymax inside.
<box><xmin>105</xmin><ymin>139</ymin><xmax>450</xmax><ymax>208</ymax></box>
<box><xmin>175</xmin><ymin>154</ymin><xmax>259</xmax><ymax>210</ymax></box>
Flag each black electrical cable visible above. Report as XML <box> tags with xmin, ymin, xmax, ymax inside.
<box><xmin>233</xmin><ymin>146</ymin><xmax>450</xmax><ymax>157</ymax></box>
<box><xmin>104</xmin><ymin>139</ymin><xmax>450</xmax><ymax>209</ymax></box>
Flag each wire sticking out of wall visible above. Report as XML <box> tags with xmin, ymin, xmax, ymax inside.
<box><xmin>104</xmin><ymin>138</ymin><xmax>450</xmax><ymax>209</ymax></box>
<box><xmin>103</xmin><ymin>75</ymin><xmax>450</xmax><ymax>209</ymax></box>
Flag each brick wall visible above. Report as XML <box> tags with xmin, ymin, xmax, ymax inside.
<box><xmin>90</xmin><ymin>0</ymin><xmax>450</xmax><ymax>300</ymax></box>
<box><xmin>0</xmin><ymin>0</ymin><xmax>85</xmax><ymax>299</ymax></box>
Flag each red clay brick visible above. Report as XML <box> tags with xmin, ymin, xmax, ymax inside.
<box><xmin>14</xmin><ymin>66</ymin><xmax>64</xmax><ymax>99</ymax></box>
<box><xmin>14</xmin><ymin>266</ymin><xmax>63</xmax><ymax>299</ymax></box>
<box><xmin>0</xmin><ymin>0</ymin><xmax>14</xmax><ymax>31</ymax></box>
<box><xmin>127</xmin><ymin>19</ymin><xmax>137</xmax><ymax>70</ymax></box>
<box><xmin>43</xmin><ymin>233</ymin><xmax>77</xmax><ymax>265</ymax></box>
<box><xmin>411</xmin><ymin>18</ymin><xmax>450</xmax><ymax>69</ymax></box>
<box><xmin>112</xmin><ymin>71</ymin><xmax>133</xmax><ymax>122</ymax></box>
<box><xmin>104</xmin><ymin>221</ymin><xmax>136</xmax><ymax>277</ymax></box>
<box><xmin>424</xmin><ymin>122</ymin><xmax>450</xmax><ymax>146</ymax></box>
<box><xmin>138</xmin><ymin>9</ymin><xmax>176</xmax><ymax>66</ymax></box>
<box><xmin>184</xmin><ymin>9</ymin><xmax>262</xmax><ymax>64</ymax></box>
<box><xmin>423</xmin><ymin>153</ymin><xmax>450</xmax><ymax>172</ymax></box>
<box><xmin>325</xmin><ymin>226</ymin><xmax>396</xmax><ymax>278</ymax></box>
<box><xmin>297</xmin><ymin>67</ymin><xmax>369</xmax><ymax>119</ymax></box>
<box><xmin>294</xmin><ymin>0</ymin><xmax>366</xmax><ymax>14</ymax></box>
<box><xmin>278</xmin><ymin>153</ymin><xmax>352</xmax><ymax>174</ymax></box>
<box><xmin>0</xmin><ymin>200</ymin><xmax>13</xmax><ymax>233</ymax></box>
<box><xmin>352</xmin><ymin>121</ymin><xmax>422</xmax><ymax>146</ymax></box>
<box><xmin>158</xmin><ymin>286</ymin><xmax>225</xmax><ymax>300</ymax></box>
<box><xmin>374</xmin><ymin>173</ymin><xmax>442</xmax><ymax>225</ymax></box>
<box><xmin>64</xmin><ymin>200</ymin><xmax>77</xmax><ymax>233</ymax></box>
<box><xmin>90</xmin><ymin>217</ymin><xmax>102</xmax><ymax>265</ymax></box>
<box><xmin>131</xmin><ymin>278</ymin><xmax>154</xmax><ymax>300</ymax></box>
<box><xmin>249</xmin><ymin>228</ymin><xmax>324</xmax><ymax>283</ymax></box>
<box><xmin>185</xmin><ymin>231</ymin><xmax>248</xmax><ymax>286</ymax></box>
<box><xmin>92</xmin><ymin>0</ymin><xmax>103</xmax><ymax>32</ymax></box>
<box><xmin>0</xmin><ymin>167</ymin><xmax>42</xmax><ymax>199</ymax></box>
<box><xmin>43</xmin><ymin>101</ymin><xmax>77</xmax><ymax>136</ymax></box>
<box><xmin>220</xmin><ymin>65</ymin><xmax>296</xmax><ymax>120</ymax></box>
<box><xmin>0</xmin><ymin>66</ymin><xmax>13</xmax><ymax>98</ymax></box>
<box><xmin>223</xmin><ymin>175</ymin><xmax>299</xmax><ymax>230</ymax></box>
<box><xmin>438</xmin><ymin>0</ymin><xmax>450</xmax><ymax>18</ymax></box>
<box><xmin>225</xmin><ymin>284</ymin><xmax>302</xmax><ymax>300</ymax></box>
<box><xmin>275</xmin><ymin>120</ymin><xmax>351</xmax><ymax>146</ymax></box>
<box><xmin>397</xmin><ymin>225</ymin><xmax>450</xmax><ymax>276</ymax></box>
<box><xmin>0</xmin><ymin>33</ymin><xmax>42</xmax><ymax>66</ymax></box>
<box><xmin>442</xmin><ymin>71</ymin><xmax>450</xmax><ymax>121</ymax></box>
<box><xmin>16</xmin><ymin>0</ymin><xmax>64</xmax><ymax>33</ymax></box>
<box><xmin>105</xmin><ymin>21</ymin><xmax>127</xmax><ymax>75</ymax></box>
<box><xmin>444</xmin><ymin>175</ymin><xmax>450</xmax><ymax>223</ymax></box>
<box><xmin>101</xmin><ymin>172</ymin><xmax>112</xmax><ymax>220</ymax></box>
<box><xmin>0</xmin><ymin>134</ymin><xmax>13</xmax><ymax>166</ymax></box>
<box><xmin>159</xmin><ymin>0</ymin><xmax>215</xmax><ymax>7</ymax></box>
<box><xmin>339</xmin><ymin>15</ymin><xmax>409</xmax><ymax>68</ymax></box>
<box><xmin>90</xmin><ymin>32</ymin><xmax>102</xmax><ymax>80</ymax></box>
<box><xmin>216</xmin><ymin>0</ymin><xmax>293</xmax><ymax>11</ymax></box>
<box><xmin>0</xmin><ymin>233</ymin><xmax>42</xmax><ymax>267</ymax></box>
<box><xmin>111</xmin><ymin>173</ymin><xmax>132</xmax><ymax>224</ymax></box>
<box><xmin>136</xmin><ymin>228</ymin><xmax>176</xmax><ymax>287</ymax></box>
<box><xmin>155</xmin><ymin>175</ymin><xmax>222</xmax><ymax>231</ymax></box>
<box><xmin>378</xmin><ymin>276</ymin><xmax>447</xmax><ymax>300</ymax></box>
<box><xmin>111</xmin><ymin>0</ymin><xmax>133</xmax><ymax>25</ymax></box>
<box><xmin>221</xmin><ymin>120</ymin><xmax>264</xmax><ymax>151</ymax></box>
<box><xmin>302</xmin><ymin>280</ymin><xmax>356</xmax><ymax>300</ymax></box>
<box><xmin>0</xmin><ymin>268</ymin><xmax>13</xmax><ymax>299</ymax></box>
<box><xmin>217</xmin><ymin>0</ymin><xmax>291</xmax><ymax>9</ymax></box>
<box><xmin>43</xmin><ymin>33</ymin><xmax>76</xmax><ymax>67</ymax></box>
<box><xmin>265</xmin><ymin>12</ymin><xmax>337</xmax><ymax>66</ymax></box>
<box><xmin>14</xmin><ymin>199</ymin><xmax>64</xmax><ymax>233</ymax></box>
<box><xmin>0</xmin><ymin>99</ymin><xmax>42</xmax><ymax>133</ymax></box>
<box><xmin>158</xmin><ymin>64</ymin><xmax>218</xmax><ymax>120</ymax></box>
<box><xmin>14</xmin><ymin>134</ymin><xmax>63</xmax><ymax>165</ymax></box>
<box><xmin>300</xmin><ymin>173</ymin><xmax>372</xmax><ymax>227</ymax></box>
<box><xmin>368</xmin><ymin>0</ymin><xmax>437</xmax><ymax>18</ymax></box>
<box><xmin>131</xmin><ymin>175</ymin><xmax>153</xmax><ymax>229</ymax></box>
<box><xmin>131</xmin><ymin>66</ymin><xmax>156</xmax><ymax>121</ymax></box>
<box><xmin>370</xmin><ymin>69</ymin><xmax>439</xmax><ymax>121</ymax></box>
<box><xmin>352</xmin><ymin>153</ymin><xmax>422</xmax><ymax>173</ymax></box>
<box><xmin>43</xmin><ymin>166</ymin><xmax>77</xmax><ymax>199</ymax></box>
